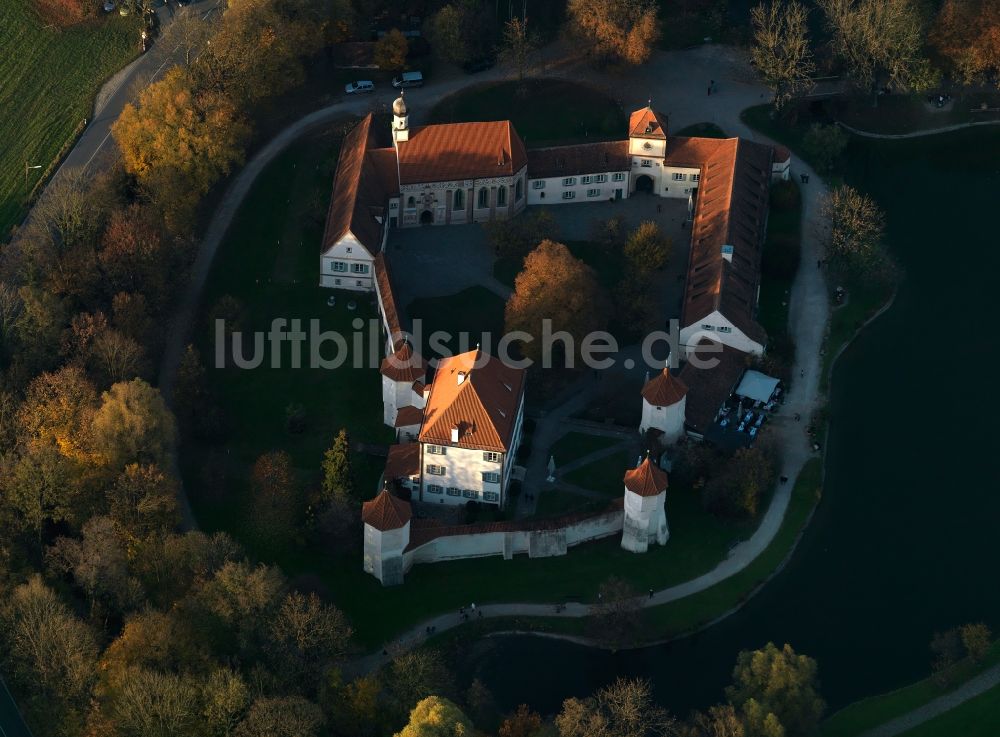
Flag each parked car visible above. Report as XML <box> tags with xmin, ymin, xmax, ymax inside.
<box><xmin>462</xmin><ymin>56</ymin><xmax>495</xmax><ymax>74</ymax></box>
<box><xmin>344</xmin><ymin>80</ymin><xmax>375</xmax><ymax>94</ymax></box>
<box><xmin>392</xmin><ymin>71</ymin><xmax>424</xmax><ymax>89</ymax></box>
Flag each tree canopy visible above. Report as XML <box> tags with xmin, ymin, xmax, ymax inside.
<box><xmin>566</xmin><ymin>0</ymin><xmax>662</xmax><ymax>66</ymax></box>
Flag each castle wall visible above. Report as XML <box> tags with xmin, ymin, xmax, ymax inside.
<box><xmin>640</xmin><ymin>396</ymin><xmax>686</xmax><ymax>444</ymax></box>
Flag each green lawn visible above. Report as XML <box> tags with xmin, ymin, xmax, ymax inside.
<box><xmin>407</xmin><ymin>286</ymin><xmax>506</xmax><ymax>359</ymax></box>
<box><xmin>899</xmin><ymin>682</ymin><xmax>1000</xmax><ymax>737</ymax></box>
<box><xmin>0</xmin><ymin>2</ymin><xmax>141</xmax><ymax>238</ymax></box>
<box><xmin>549</xmin><ymin>431</ymin><xmax>622</xmax><ymax>467</ymax></box>
<box><xmin>428</xmin><ymin>78</ymin><xmax>626</xmax><ymax>148</ymax></box>
<box><xmin>563</xmin><ymin>449</ymin><xmax>637</xmax><ymax>496</ymax></box>
<box><xmin>822</xmin><ymin>643</ymin><xmax>1000</xmax><ymax>737</ymax></box>
<box><xmin>674</xmin><ymin>122</ymin><xmax>728</xmax><ymax>139</ymax></box>
<box><xmin>533</xmin><ymin>488</ymin><xmax>606</xmax><ymax>518</ymax></box>
<box><xmin>183</xmin><ymin>124</ymin><xmax>393</xmax><ymax>553</ymax></box>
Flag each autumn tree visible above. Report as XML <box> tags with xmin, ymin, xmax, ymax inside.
<box><xmin>504</xmin><ymin>240</ymin><xmax>610</xmax><ymax>366</ymax></box>
<box><xmin>556</xmin><ymin>677</ymin><xmax>676</xmax><ymax>737</ymax></box>
<box><xmin>194</xmin><ymin>0</ymin><xmax>327</xmax><ymax>105</ymax></box>
<box><xmin>249</xmin><ymin>450</ymin><xmax>301</xmax><ymax>542</ymax></box>
<box><xmin>725</xmin><ymin>643</ymin><xmax>825</xmax><ymax>737</ymax></box>
<box><xmin>111</xmin><ymin>667</ymin><xmax>202</xmax><ymax>737</ymax></box>
<box><xmin>384</xmin><ymin>649</ymin><xmax>457</xmax><ymax>723</ymax></box>
<box><xmin>92</xmin><ymin>379</ymin><xmax>177</xmax><ymax>470</ymax></box>
<box><xmin>46</xmin><ymin>515</ymin><xmax>142</xmax><ymax>616</ymax></box>
<box><xmin>197</xmin><ymin>560</ymin><xmax>285</xmax><ymax>660</ymax></box>
<box><xmin>270</xmin><ymin>591</ymin><xmax>353</xmax><ymax>689</ymax></box>
<box><xmin>684</xmin><ymin>704</ymin><xmax>747</xmax><ymax>737</ymax></box>
<box><xmin>425</xmin><ymin>5</ymin><xmax>472</xmax><ymax>66</ymax></box>
<box><xmin>624</xmin><ymin>221</ymin><xmax>671</xmax><ymax>275</ymax></box>
<box><xmin>751</xmin><ymin>1</ymin><xmax>816</xmax><ymax>110</ymax></box>
<box><xmin>1</xmin><ymin>444</ymin><xmax>81</xmax><ymax>540</ymax></box>
<box><xmin>566</xmin><ymin>0</ymin><xmax>661</xmax><ymax>66</ymax></box>
<box><xmin>702</xmin><ymin>446</ymin><xmax>776</xmax><ymax>519</ymax></box>
<box><xmin>499</xmin><ymin>17</ymin><xmax>539</xmax><ymax>83</ymax></box>
<box><xmin>1</xmin><ymin>576</ymin><xmax>98</xmax><ymax>715</ymax></box>
<box><xmin>591</xmin><ymin>576</ymin><xmax>644</xmax><ymax>650</ymax></box>
<box><xmin>930</xmin><ymin>0</ymin><xmax>1000</xmax><ymax>87</ymax></box>
<box><xmin>376</xmin><ymin>29</ymin><xmax>410</xmax><ymax>71</ymax></box>
<box><xmin>930</xmin><ymin>627</ymin><xmax>964</xmax><ymax>679</ymax></box>
<box><xmin>98</xmin><ymin>204</ymin><xmax>176</xmax><ymax>309</ymax></box>
<box><xmin>500</xmin><ymin>704</ymin><xmax>545</xmax><ymax>737</ymax></box>
<box><xmin>820</xmin><ymin>185</ymin><xmax>888</xmax><ymax>279</ymax></box>
<box><xmin>113</xmin><ymin>67</ymin><xmax>250</xmax><ymax>228</ymax></box>
<box><xmin>107</xmin><ymin>463</ymin><xmax>179</xmax><ymax>543</ymax></box>
<box><xmin>959</xmin><ymin>622</ymin><xmax>993</xmax><ymax>662</ymax></box>
<box><xmin>818</xmin><ymin>0</ymin><xmax>936</xmax><ymax>100</ymax></box>
<box><xmin>802</xmin><ymin>123</ymin><xmax>847</xmax><ymax>173</ymax></box>
<box><xmin>395</xmin><ymin>696</ymin><xmax>473</xmax><ymax>737</ymax></box>
<box><xmin>234</xmin><ymin>696</ymin><xmax>325</xmax><ymax>737</ymax></box>
<box><xmin>203</xmin><ymin>668</ymin><xmax>251</xmax><ymax>737</ymax></box>
<box><xmin>486</xmin><ymin>209</ymin><xmax>560</xmax><ymax>260</ymax></box>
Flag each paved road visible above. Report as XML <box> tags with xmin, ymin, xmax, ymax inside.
<box><xmin>0</xmin><ymin>678</ymin><xmax>32</xmax><ymax>737</ymax></box>
<box><xmin>42</xmin><ymin>0</ymin><xmax>222</xmax><ymax>189</ymax></box>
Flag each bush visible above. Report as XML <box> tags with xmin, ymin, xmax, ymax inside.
<box><xmin>34</xmin><ymin>0</ymin><xmax>92</xmax><ymax>27</ymax></box>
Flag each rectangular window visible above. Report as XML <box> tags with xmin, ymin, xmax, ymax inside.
<box><xmin>331</xmin><ymin>261</ymin><xmax>347</xmax><ymax>272</ymax></box>
<box><xmin>587</xmin><ymin>188</ymin><xmax>600</xmax><ymax>198</ymax></box>
<box><xmin>427</xmin><ymin>484</ymin><xmax>443</xmax><ymax>494</ymax></box>
<box><xmin>562</xmin><ymin>191</ymin><xmax>575</xmax><ymax>200</ymax></box>
<box><xmin>427</xmin><ymin>445</ymin><xmax>447</xmax><ymax>455</ymax></box>
<box><xmin>700</xmin><ymin>324</ymin><xmax>715</xmax><ymax>331</ymax></box>
<box><xmin>562</xmin><ymin>177</ymin><xmax>576</xmax><ymax>186</ymax></box>
<box><xmin>426</xmin><ymin>464</ymin><xmax>446</xmax><ymax>475</ymax></box>
<box><xmin>483</xmin><ymin>491</ymin><xmax>500</xmax><ymax>503</ymax></box>
<box><xmin>482</xmin><ymin>471</ymin><xmax>500</xmax><ymax>484</ymax></box>
<box><xmin>594</xmin><ymin>174</ymin><xmax>607</xmax><ymax>183</ymax></box>
<box><xmin>718</xmin><ymin>326</ymin><xmax>733</xmax><ymax>334</ymax></box>
<box><xmin>581</xmin><ymin>175</ymin><xmax>592</xmax><ymax>184</ymax></box>
<box><xmin>462</xmin><ymin>489</ymin><xmax>478</xmax><ymax>499</ymax></box>
<box><xmin>672</xmin><ymin>172</ymin><xmax>686</xmax><ymax>181</ymax></box>
<box><xmin>446</xmin><ymin>487</ymin><xmax>462</xmax><ymax>497</ymax></box>
<box><xmin>334</xmin><ymin>278</ymin><xmax>341</xmax><ymax>286</ymax></box>
<box><xmin>612</xmin><ymin>172</ymin><xmax>625</xmax><ymax>181</ymax></box>
<box><xmin>641</xmin><ymin>159</ymin><xmax>652</xmax><ymax>168</ymax></box>
<box><xmin>691</xmin><ymin>173</ymin><xmax>701</xmax><ymax>183</ymax></box>
<box><xmin>483</xmin><ymin>452</ymin><xmax>501</xmax><ymax>463</ymax></box>
<box><xmin>355</xmin><ymin>280</ymin><xmax>363</xmax><ymax>287</ymax></box>
<box><xmin>351</xmin><ymin>263</ymin><xmax>369</xmax><ymax>274</ymax></box>
<box><xmin>532</xmin><ymin>180</ymin><xmax>545</xmax><ymax>190</ymax></box>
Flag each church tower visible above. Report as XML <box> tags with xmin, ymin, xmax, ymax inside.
<box><xmin>392</xmin><ymin>92</ymin><xmax>409</xmax><ymax>144</ymax></box>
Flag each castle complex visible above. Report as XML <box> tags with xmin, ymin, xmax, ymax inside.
<box><xmin>320</xmin><ymin>94</ymin><xmax>783</xmax><ymax>584</ymax></box>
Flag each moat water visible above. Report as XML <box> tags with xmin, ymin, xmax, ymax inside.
<box><xmin>466</xmin><ymin>128</ymin><xmax>1000</xmax><ymax>716</ymax></box>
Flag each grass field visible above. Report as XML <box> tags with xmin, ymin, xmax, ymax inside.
<box><xmin>821</xmin><ymin>643</ymin><xmax>1000</xmax><ymax>737</ymax></box>
<box><xmin>407</xmin><ymin>286</ymin><xmax>506</xmax><ymax>359</ymax></box>
<box><xmin>0</xmin><ymin>2</ymin><xmax>140</xmax><ymax>238</ymax></box>
<box><xmin>899</xmin><ymin>682</ymin><xmax>1000</xmax><ymax>737</ymax></box>
<box><xmin>429</xmin><ymin>79</ymin><xmax>625</xmax><ymax>148</ymax></box>
<box><xmin>674</xmin><ymin>122</ymin><xmax>728</xmax><ymax>138</ymax></box>
<box><xmin>549</xmin><ymin>431</ymin><xmax>622</xmax><ymax>466</ymax></box>
<box><xmin>757</xmin><ymin>180</ymin><xmax>802</xmax><ymax>364</ymax></box>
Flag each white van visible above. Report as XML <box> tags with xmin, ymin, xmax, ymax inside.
<box><xmin>345</xmin><ymin>80</ymin><xmax>375</xmax><ymax>94</ymax></box>
<box><xmin>392</xmin><ymin>71</ymin><xmax>424</xmax><ymax>89</ymax></box>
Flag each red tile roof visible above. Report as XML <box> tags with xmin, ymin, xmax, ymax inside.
<box><xmin>629</xmin><ymin>106</ymin><xmax>668</xmax><ymax>139</ymax></box>
<box><xmin>642</xmin><ymin>368</ymin><xmax>688</xmax><ymax>407</ymax></box>
<box><xmin>321</xmin><ymin>114</ymin><xmax>393</xmax><ymax>257</ymax></box>
<box><xmin>678</xmin><ymin>338</ymin><xmax>751</xmax><ymax>433</ymax></box>
<box><xmin>362</xmin><ymin>489</ymin><xmax>412</xmax><ymax>531</ymax></box>
<box><xmin>394</xmin><ymin>405</ymin><xmax>424</xmax><ymax>428</ymax></box>
<box><xmin>384</xmin><ymin>443</ymin><xmax>421</xmax><ymax>481</ymax></box>
<box><xmin>526</xmin><ymin>141</ymin><xmax>631</xmax><ymax>179</ymax></box>
<box><xmin>670</xmin><ymin>137</ymin><xmax>772</xmax><ymax>344</ymax></box>
<box><xmin>418</xmin><ymin>349</ymin><xmax>526</xmax><ymax>452</ymax></box>
<box><xmin>374</xmin><ymin>252</ymin><xmax>404</xmax><ymax>344</ymax></box>
<box><xmin>396</xmin><ymin>121</ymin><xmax>528</xmax><ymax>184</ymax></box>
<box><xmin>405</xmin><ymin>498</ymin><xmax>624</xmax><ymax>551</ymax></box>
<box><xmin>380</xmin><ymin>340</ymin><xmax>427</xmax><ymax>382</ymax></box>
<box><xmin>624</xmin><ymin>458</ymin><xmax>669</xmax><ymax>497</ymax></box>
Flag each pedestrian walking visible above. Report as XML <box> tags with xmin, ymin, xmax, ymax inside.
<box><xmin>648</xmin><ymin>588</ymin><xmax>654</xmax><ymax>599</ymax></box>
<box><xmin>800</xmin><ymin>173</ymin><xmax>807</xmax><ymax>184</ymax></box>
<box><xmin>707</xmin><ymin>85</ymin><xmax>712</xmax><ymax>96</ymax></box>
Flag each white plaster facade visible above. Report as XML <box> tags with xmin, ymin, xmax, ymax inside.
<box><xmin>621</xmin><ymin>487</ymin><xmax>669</xmax><ymax>553</ymax></box>
<box><xmin>381</xmin><ymin>374</ymin><xmax>425</xmax><ymax>427</ymax></box>
<box><xmin>679</xmin><ymin>310</ymin><xmax>765</xmax><ymax>356</ymax></box>
<box><xmin>398</xmin><ymin>172</ymin><xmax>528</xmax><ymax>227</ymax></box>
<box><xmin>363</xmin><ymin>519</ymin><xmax>410</xmax><ymax>585</ymax></box>
<box><xmin>319</xmin><ymin>235</ymin><xmax>378</xmax><ymax>291</ymax></box>
<box><xmin>419</xmin><ymin>393</ymin><xmax>524</xmax><ymax>508</ymax></box>
<box><xmin>525</xmin><ymin>171</ymin><xmax>629</xmax><ymax>206</ymax></box>
<box><xmin>639</xmin><ymin>394</ymin><xmax>687</xmax><ymax>444</ymax></box>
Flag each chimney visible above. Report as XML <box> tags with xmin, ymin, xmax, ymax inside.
<box><xmin>451</xmin><ymin>424</ymin><xmax>460</xmax><ymax>443</ymax></box>
<box><xmin>721</xmin><ymin>244</ymin><xmax>734</xmax><ymax>263</ymax></box>
<box><xmin>457</xmin><ymin>371</ymin><xmax>467</xmax><ymax>386</ymax></box>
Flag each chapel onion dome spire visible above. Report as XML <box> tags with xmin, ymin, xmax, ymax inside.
<box><xmin>392</xmin><ymin>91</ymin><xmax>407</xmax><ymax>116</ymax></box>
